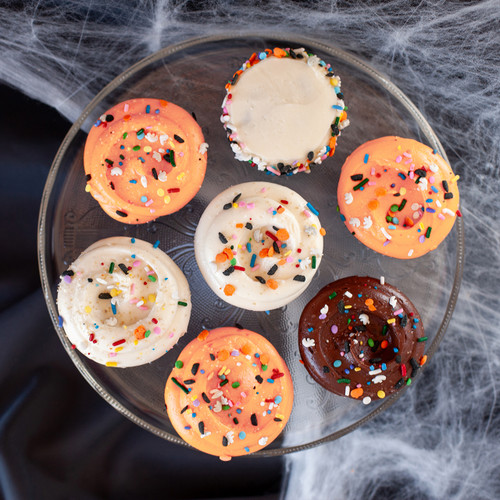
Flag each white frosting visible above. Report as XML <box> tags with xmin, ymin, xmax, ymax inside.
<box><xmin>194</xmin><ymin>182</ymin><xmax>324</xmax><ymax>311</ymax></box>
<box><xmin>222</xmin><ymin>48</ymin><xmax>346</xmax><ymax>174</ymax></box>
<box><xmin>57</xmin><ymin>237</ymin><xmax>191</xmax><ymax>367</ymax></box>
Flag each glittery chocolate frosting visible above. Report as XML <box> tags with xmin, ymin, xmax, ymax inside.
<box><xmin>298</xmin><ymin>276</ymin><xmax>427</xmax><ymax>404</ymax></box>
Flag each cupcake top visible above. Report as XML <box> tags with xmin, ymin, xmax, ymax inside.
<box><xmin>194</xmin><ymin>182</ymin><xmax>325</xmax><ymax>311</ymax></box>
<box><xmin>84</xmin><ymin>98</ymin><xmax>208</xmax><ymax>223</ymax></box>
<box><xmin>298</xmin><ymin>276</ymin><xmax>427</xmax><ymax>403</ymax></box>
<box><xmin>57</xmin><ymin>237</ymin><xmax>191</xmax><ymax>367</ymax></box>
<box><xmin>164</xmin><ymin>327</ymin><xmax>294</xmax><ymax>459</ymax></box>
<box><xmin>221</xmin><ymin>47</ymin><xmax>348</xmax><ymax>175</ymax></box>
<box><xmin>337</xmin><ymin>136</ymin><xmax>460</xmax><ymax>259</ymax></box>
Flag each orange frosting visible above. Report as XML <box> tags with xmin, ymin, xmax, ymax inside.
<box><xmin>337</xmin><ymin>136</ymin><xmax>460</xmax><ymax>259</ymax></box>
<box><xmin>84</xmin><ymin>98</ymin><xmax>207</xmax><ymax>224</ymax></box>
<box><xmin>164</xmin><ymin>327</ymin><xmax>293</xmax><ymax>459</ymax></box>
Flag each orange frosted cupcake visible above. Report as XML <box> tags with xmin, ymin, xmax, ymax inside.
<box><xmin>84</xmin><ymin>98</ymin><xmax>208</xmax><ymax>223</ymax></box>
<box><xmin>337</xmin><ymin>136</ymin><xmax>460</xmax><ymax>259</ymax></box>
<box><xmin>164</xmin><ymin>327</ymin><xmax>293</xmax><ymax>459</ymax></box>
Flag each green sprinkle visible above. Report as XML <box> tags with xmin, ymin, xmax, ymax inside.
<box><xmin>132</xmin><ymin>145</ymin><xmax>140</xmax><ymax>151</ymax></box>
<box><xmin>347</xmin><ymin>318</ymin><xmax>351</xmax><ymax>325</ymax></box>
<box><xmin>261</xmin><ymin>364</ymin><xmax>268</xmax><ymax>371</ymax></box>
<box><xmin>171</xmin><ymin>377</ymin><xmax>189</xmax><ymax>394</ymax></box>
<box><xmin>137</xmin><ymin>128</ymin><xmax>145</xmax><ymax>136</ymax></box>
<box><xmin>233</xmin><ymin>418</ymin><xmax>239</xmax><ymax>425</ymax></box>
<box><xmin>368</xmin><ymin>338</ymin><xmax>374</xmax><ymax>347</ymax></box>
<box><xmin>145</xmin><ymin>330</ymin><xmax>151</xmax><ymax>338</ymax></box>
<box><xmin>398</xmin><ymin>199</ymin><xmax>407</xmax><ymax>211</ymax></box>
<box><xmin>386</xmin><ymin>215</ymin><xmax>393</xmax><ymax>222</ymax></box>
<box><xmin>353</xmin><ymin>178</ymin><xmax>369</xmax><ymax>191</ymax></box>
<box><xmin>220</xmin><ymin>379</ymin><xmax>229</xmax><ymax>387</ymax></box>
<box><xmin>169</xmin><ymin>149</ymin><xmax>176</xmax><ymax>167</ymax></box>
<box><xmin>390</xmin><ymin>204</ymin><xmax>399</xmax><ymax>212</ymax></box>
<box><xmin>312</xmin><ymin>255</ymin><xmax>317</xmax><ymax>269</ymax></box>
<box><xmin>108</xmin><ymin>262</ymin><xmax>115</xmax><ymax>274</ymax></box>
<box><xmin>148</xmin><ymin>275</ymin><xmax>157</xmax><ymax>282</ymax></box>
<box><xmin>336</xmin><ymin>205</ymin><xmax>340</xmax><ymax>212</ymax></box>
<box><xmin>417</xmin><ymin>336</ymin><xmax>428</xmax><ymax>342</ymax></box>
<box><xmin>122</xmin><ymin>132</ymin><xmax>128</xmax><ymax>139</ymax></box>
<box><xmin>231</xmin><ymin>382</ymin><xmax>240</xmax><ymax>389</ymax></box>
<box><xmin>175</xmin><ymin>360</ymin><xmax>184</xmax><ymax>369</ymax></box>
<box><xmin>222</xmin><ymin>405</ymin><xmax>230</xmax><ymax>410</ymax></box>
<box><xmin>329</xmin><ymin>292</ymin><xmax>338</xmax><ymax>299</ymax></box>
<box><xmin>406</xmin><ymin>378</ymin><xmax>412</xmax><ymax>385</ymax></box>
<box><xmin>177</xmin><ymin>301</ymin><xmax>188</xmax><ymax>307</ymax></box>
<box><xmin>119</xmin><ymin>154</ymin><xmax>125</xmax><ymax>160</ymax></box>
<box><xmin>337</xmin><ymin>378</ymin><xmax>351</xmax><ymax>384</ymax></box>
<box><xmin>230</xmin><ymin>258</ymin><xmax>237</xmax><ymax>266</ymax></box>
<box><xmin>425</xmin><ymin>227</ymin><xmax>432</xmax><ymax>238</ymax></box>
<box><xmin>105</xmin><ymin>158</ymin><xmax>113</xmax><ymax>165</ymax></box>
<box><xmin>382</xmin><ymin>324</ymin><xmax>388</xmax><ymax>336</ymax></box>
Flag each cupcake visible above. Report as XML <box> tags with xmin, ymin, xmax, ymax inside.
<box><xmin>57</xmin><ymin>237</ymin><xmax>191</xmax><ymax>367</ymax></box>
<box><xmin>164</xmin><ymin>327</ymin><xmax>293</xmax><ymax>459</ymax></box>
<box><xmin>337</xmin><ymin>136</ymin><xmax>460</xmax><ymax>259</ymax></box>
<box><xmin>221</xmin><ymin>47</ymin><xmax>348</xmax><ymax>175</ymax></box>
<box><xmin>84</xmin><ymin>98</ymin><xmax>208</xmax><ymax>224</ymax></box>
<box><xmin>194</xmin><ymin>182</ymin><xmax>325</xmax><ymax>311</ymax></box>
<box><xmin>298</xmin><ymin>276</ymin><xmax>427</xmax><ymax>404</ymax></box>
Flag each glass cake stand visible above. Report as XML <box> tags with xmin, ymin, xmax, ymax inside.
<box><xmin>38</xmin><ymin>33</ymin><xmax>464</xmax><ymax>456</ymax></box>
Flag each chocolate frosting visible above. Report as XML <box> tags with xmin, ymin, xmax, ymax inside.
<box><xmin>298</xmin><ymin>276</ymin><xmax>426</xmax><ymax>403</ymax></box>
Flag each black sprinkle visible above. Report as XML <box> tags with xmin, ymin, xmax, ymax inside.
<box><xmin>293</xmin><ymin>275</ymin><xmax>306</xmax><ymax>282</ymax></box>
<box><xmin>255</xmin><ymin>276</ymin><xmax>266</xmax><ymax>284</ymax></box>
<box><xmin>272</xmin><ymin>226</ymin><xmax>279</xmax><ymax>231</ymax></box>
<box><xmin>222</xmin><ymin>436</ymin><xmax>228</xmax><ymax>447</ymax></box>
<box><xmin>198</xmin><ymin>421</ymin><xmax>205</xmax><ymax>435</ymax></box>
<box><xmin>369</xmin><ymin>357</ymin><xmax>382</xmax><ymax>363</ymax></box>
<box><xmin>235</xmin><ymin>323</ymin><xmax>244</xmax><ymax>330</ymax></box>
<box><xmin>268</xmin><ymin>264</ymin><xmax>278</xmax><ymax>276</ymax></box>
<box><xmin>98</xmin><ymin>293</ymin><xmax>112</xmax><ymax>300</ymax></box>
<box><xmin>223</xmin><ymin>203</ymin><xmax>232</xmax><ymax>210</ymax></box>
<box><xmin>442</xmin><ymin>180</ymin><xmax>449</xmax><ymax>192</ymax></box>
<box><xmin>105</xmin><ymin>114</ymin><xmax>114</xmax><ymax>122</ymax></box>
<box><xmin>183</xmin><ymin>379</ymin><xmax>195</xmax><ymax>385</ymax></box>
<box><xmin>109</xmin><ymin>182</ymin><xmax>115</xmax><ymax>190</ymax></box>
<box><xmin>289</xmin><ymin>49</ymin><xmax>297</xmax><ymax>59</ymax></box>
<box><xmin>191</xmin><ymin>363</ymin><xmax>200</xmax><ymax>376</ymax></box>
<box><xmin>180</xmin><ymin>405</ymin><xmax>188</xmax><ymax>414</ymax></box>
<box><xmin>344</xmin><ymin>340</ymin><xmax>350</xmax><ymax>353</ymax></box>
<box><xmin>400</xmin><ymin>315</ymin><xmax>408</xmax><ymax>327</ymax></box>
<box><xmin>152</xmin><ymin>168</ymin><xmax>158</xmax><ymax>180</ymax></box>
<box><xmin>232</xmin><ymin>193</ymin><xmax>242</xmax><ymax>203</ymax></box>
<box><xmin>394</xmin><ymin>378</ymin><xmax>405</xmax><ymax>389</ymax></box>
<box><xmin>296</xmin><ymin>53</ymin><xmax>304</xmax><ymax>59</ymax></box>
<box><xmin>116</xmin><ymin>210</ymin><xmax>128</xmax><ymax>217</ymax></box>
<box><xmin>326</xmin><ymin>71</ymin><xmax>334</xmax><ymax>77</ymax></box>
<box><xmin>61</xmin><ymin>270</ymin><xmax>74</xmax><ymax>277</ymax></box>
<box><xmin>218</xmin><ymin>232</ymin><xmax>228</xmax><ymax>244</ymax></box>
<box><xmin>251</xmin><ymin>414</ymin><xmax>258</xmax><ymax>426</ymax></box>
<box><xmin>350</xmin><ymin>174</ymin><xmax>363</xmax><ymax>181</ymax></box>
<box><xmin>255</xmin><ymin>375</ymin><xmax>263</xmax><ymax>384</ymax></box>
<box><xmin>202</xmin><ymin>392</ymin><xmax>211</xmax><ymax>403</ymax></box>
<box><xmin>331</xmin><ymin>125</ymin><xmax>340</xmax><ymax>136</ymax></box>
<box><xmin>415</xmin><ymin>168</ymin><xmax>427</xmax><ymax>177</ymax></box>
<box><xmin>395</xmin><ymin>355</ymin><xmax>402</xmax><ymax>363</ymax></box>
<box><xmin>273</xmin><ymin>241</ymin><xmax>280</xmax><ymax>253</ymax></box>
<box><xmin>191</xmin><ymin>111</ymin><xmax>197</xmax><ymax>121</ymax></box>
<box><xmin>118</xmin><ymin>263</ymin><xmax>129</xmax><ymax>275</ymax></box>
<box><xmin>223</xmin><ymin>266</ymin><xmax>235</xmax><ymax>276</ymax></box>
<box><xmin>245</xmin><ymin>222</ymin><xmax>253</xmax><ymax>230</ymax></box>
<box><xmin>231</xmin><ymin>73</ymin><xmax>240</xmax><ymax>85</ymax></box>
<box><xmin>85</xmin><ymin>174</ymin><xmax>92</xmax><ymax>182</ymax></box>
<box><xmin>336</xmin><ymin>92</ymin><xmax>344</xmax><ymax>99</ymax></box>
<box><xmin>444</xmin><ymin>192</ymin><xmax>454</xmax><ymax>199</ymax></box>
<box><xmin>410</xmin><ymin>358</ymin><xmax>420</xmax><ymax>372</ymax></box>
<box><xmin>87</xmin><ymin>278</ymin><xmax>93</xmax><ymax>283</ymax></box>
<box><xmin>337</xmin><ymin>300</ymin><xmax>346</xmax><ymax>313</ymax></box>
<box><xmin>277</xmin><ymin>162</ymin><xmax>285</xmax><ymax>172</ymax></box>
<box><xmin>307</xmin><ymin>151</ymin><xmax>314</xmax><ymax>161</ymax></box>
<box><xmin>209</xmin><ymin>353</ymin><xmax>216</xmax><ymax>361</ymax></box>
<box><xmin>353</xmin><ymin>325</ymin><xmax>366</xmax><ymax>332</ymax></box>
<box><xmin>323</xmin><ymin>366</ymin><xmax>330</xmax><ymax>373</ymax></box>
<box><xmin>174</xmin><ymin>134</ymin><xmax>185</xmax><ymax>143</ymax></box>
<box><xmin>274</xmin><ymin>417</ymin><xmax>283</xmax><ymax>422</ymax></box>
<box><xmin>233</xmin><ymin>417</ymin><xmax>239</xmax><ymax>424</ymax></box>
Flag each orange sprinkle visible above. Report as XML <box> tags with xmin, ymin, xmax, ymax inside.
<box><xmin>328</xmin><ymin>136</ymin><xmax>337</xmax><ymax>151</ymax></box>
<box><xmin>259</xmin><ymin>248</ymin><xmax>269</xmax><ymax>258</ymax></box>
<box><xmin>278</xmin><ymin>259</ymin><xmax>287</xmax><ymax>266</ymax></box>
<box><xmin>197</xmin><ymin>329</ymin><xmax>209</xmax><ymax>341</ymax></box>
<box><xmin>123</xmin><ymin>114</ymin><xmax>131</xmax><ymax>121</ymax></box>
<box><xmin>351</xmin><ymin>388</ymin><xmax>364</xmax><ymax>399</ymax></box>
<box><xmin>405</xmin><ymin>217</ymin><xmax>414</xmax><ymax>227</ymax></box>
<box><xmin>277</xmin><ymin>206</ymin><xmax>285</xmax><ymax>214</ymax></box>
<box><xmin>223</xmin><ymin>248</ymin><xmax>233</xmax><ymax>259</ymax></box>
<box><xmin>340</xmin><ymin>111</ymin><xmax>347</xmax><ymax>122</ymax></box>
<box><xmin>134</xmin><ymin>325</ymin><xmax>146</xmax><ymax>340</ymax></box>
<box><xmin>276</xmin><ymin>229</ymin><xmax>289</xmax><ymax>241</ymax></box>
<box><xmin>224</xmin><ymin>284</ymin><xmax>236</xmax><ymax>296</ymax></box>
<box><xmin>267</xmin><ymin>279</ymin><xmax>278</xmax><ymax>290</ymax></box>
<box><xmin>260</xmin><ymin>354</ymin><xmax>270</xmax><ymax>365</ymax></box>
<box><xmin>218</xmin><ymin>349</ymin><xmax>229</xmax><ymax>361</ymax></box>
<box><xmin>365</xmin><ymin>298</ymin><xmax>374</xmax><ymax>306</ymax></box>
<box><xmin>368</xmin><ymin>305</ymin><xmax>377</xmax><ymax>312</ymax></box>
<box><xmin>368</xmin><ymin>199</ymin><xmax>380</xmax><ymax>210</ymax></box>
<box><xmin>159</xmin><ymin>99</ymin><xmax>168</xmax><ymax>107</ymax></box>
<box><xmin>273</xmin><ymin>47</ymin><xmax>286</xmax><ymax>58</ymax></box>
<box><xmin>267</xmin><ymin>247</ymin><xmax>275</xmax><ymax>257</ymax></box>
<box><xmin>241</xmin><ymin>344</ymin><xmax>252</xmax><ymax>355</ymax></box>
<box><xmin>319</xmin><ymin>227</ymin><xmax>326</xmax><ymax>236</ymax></box>
<box><xmin>215</xmin><ymin>252</ymin><xmax>227</xmax><ymax>263</ymax></box>
<box><xmin>381</xmin><ymin>340</ymin><xmax>389</xmax><ymax>349</ymax></box>
<box><xmin>375</xmin><ymin>187</ymin><xmax>387</xmax><ymax>197</ymax></box>
<box><xmin>235</xmin><ymin>223</ymin><xmax>244</xmax><ymax>228</ymax></box>
<box><xmin>420</xmin><ymin>355</ymin><xmax>428</xmax><ymax>366</ymax></box>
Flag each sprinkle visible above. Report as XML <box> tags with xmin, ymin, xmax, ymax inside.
<box><xmin>337</xmin><ymin>378</ymin><xmax>351</xmax><ymax>384</ymax></box>
<box><xmin>177</xmin><ymin>301</ymin><xmax>188</xmax><ymax>307</ymax></box>
<box><xmin>153</xmin><ymin>240</ymin><xmax>160</xmax><ymax>248</ymax></box>
<box><xmin>353</xmin><ymin>178</ymin><xmax>369</xmax><ymax>190</ymax></box>
<box><xmin>175</xmin><ymin>360</ymin><xmax>184</xmax><ymax>369</ymax></box>
<box><xmin>306</xmin><ymin>202</ymin><xmax>319</xmax><ymax>216</ymax></box>
<box><xmin>312</xmin><ymin>255</ymin><xmax>317</xmax><ymax>269</ymax></box>
<box><xmin>417</xmin><ymin>336</ymin><xmax>428</xmax><ymax>342</ymax></box>
<box><xmin>363</xmin><ymin>154</ymin><xmax>369</xmax><ymax>164</ymax></box>
<box><xmin>250</xmin><ymin>414</ymin><xmax>258</xmax><ymax>426</ymax></box>
<box><xmin>171</xmin><ymin>377</ymin><xmax>189</xmax><ymax>394</ymax></box>
<box><xmin>218</xmin><ymin>232</ymin><xmax>228</xmax><ymax>244</ymax></box>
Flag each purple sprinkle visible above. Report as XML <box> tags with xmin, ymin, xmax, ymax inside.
<box><xmin>63</xmin><ymin>275</ymin><xmax>72</xmax><ymax>284</ymax></box>
<box><xmin>231</xmin><ymin>350</ymin><xmax>240</xmax><ymax>357</ymax></box>
<box><xmin>331</xmin><ymin>325</ymin><xmax>338</xmax><ymax>334</ymax></box>
<box><xmin>319</xmin><ymin>314</ymin><xmax>327</xmax><ymax>320</ymax></box>
<box><xmin>419</xmin><ymin>235</ymin><xmax>426</xmax><ymax>243</ymax></box>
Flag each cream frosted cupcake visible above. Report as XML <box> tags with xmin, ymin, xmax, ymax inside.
<box><xmin>221</xmin><ymin>47</ymin><xmax>349</xmax><ymax>175</ymax></box>
<box><xmin>57</xmin><ymin>237</ymin><xmax>191</xmax><ymax>367</ymax></box>
<box><xmin>194</xmin><ymin>182</ymin><xmax>325</xmax><ymax>311</ymax></box>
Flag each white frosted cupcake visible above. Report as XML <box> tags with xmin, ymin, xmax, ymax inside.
<box><xmin>57</xmin><ymin>237</ymin><xmax>191</xmax><ymax>367</ymax></box>
<box><xmin>221</xmin><ymin>47</ymin><xmax>349</xmax><ymax>175</ymax></box>
<box><xmin>194</xmin><ymin>182</ymin><xmax>325</xmax><ymax>311</ymax></box>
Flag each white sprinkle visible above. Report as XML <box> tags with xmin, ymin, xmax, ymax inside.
<box><xmin>408</xmin><ymin>249</ymin><xmax>414</xmax><ymax>257</ymax></box>
<box><xmin>429</xmin><ymin>163</ymin><xmax>439</xmax><ymax>172</ymax></box>
<box><xmin>411</xmin><ymin>203</ymin><xmax>420</xmax><ymax>210</ymax></box>
<box><xmin>380</xmin><ymin>276</ymin><xmax>385</xmax><ymax>285</ymax></box>
<box><xmin>152</xmin><ymin>151</ymin><xmax>162</xmax><ymax>162</ymax></box>
<box><xmin>344</xmin><ymin>291</ymin><xmax>353</xmax><ymax>298</ymax></box>
<box><xmin>302</xmin><ymin>338</ymin><xmax>315</xmax><ymax>348</ymax></box>
<box><xmin>443</xmin><ymin>208</ymin><xmax>455</xmax><ymax>217</ymax></box>
<box><xmin>140</xmin><ymin>175</ymin><xmax>147</xmax><ymax>188</ymax></box>
<box><xmin>344</xmin><ymin>192</ymin><xmax>354</xmax><ymax>205</ymax></box>
<box><xmin>199</xmin><ymin>142</ymin><xmax>209</xmax><ymax>154</ymax></box>
<box><xmin>96</xmin><ymin>278</ymin><xmax>107</xmax><ymax>285</ymax></box>
<box><xmin>369</xmin><ymin>369</ymin><xmax>382</xmax><ymax>375</ymax></box>
<box><xmin>158</xmin><ymin>170</ymin><xmax>167</xmax><ymax>182</ymax></box>
<box><xmin>145</xmin><ymin>132</ymin><xmax>158</xmax><ymax>142</ymax></box>
<box><xmin>320</xmin><ymin>304</ymin><xmax>329</xmax><ymax>315</ymax></box>
<box><xmin>359</xmin><ymin>313</ymin><xmax>370</xmax><ymax>325</ymax></box>
<box><xmin>372</xmin><ymin>375</ymin><xmax>387</xmax><ymax>384</ymax></box>
<box><xmin>345</xmin><ymin>386</ymin><xmax>350</xmax><ymax>396</ymax></box>
<box><xmin>110</xmin><ymin>167</ymin><xmax>123</xmax><ymax>176</ymax></box>
<box><xmin>381</xmin><ymin>227</ymin><xmax>392</xmax><ymax>240</ymax></box>
<box><xmin>349</xmin><ymin>217</ymin><xmax>360</xmax><ymax>228</ymax></box>
<box><xmin>159</xmin><ymin>134</ymin><xmax>169</xmax><ymax>145</ymax></box>
<box><xmin>136</xmin><ymin>300</ymin><xmax>144</xmax><ymax>307</ymax></box>
<box><xmin>362</xmin><ymin>216</ymin><xmax>373</xmax><ymax>229</ymax></box>
<box><xmin>389</xmin><ymin>296</ymin><xmax>398</xmax><ymax>308</ymax></box>
<box><xmin>258</xmin><ymin>437</ymin><xmax>269</xmax><ymax>446</ymax></box>
<box><xmin>362</xmin><ymin>397</ymin><xmax>372</xmax><ymax>405</ymax></box>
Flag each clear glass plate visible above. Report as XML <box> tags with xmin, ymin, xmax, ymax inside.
<box><xmin>38</xmin><ymin>33</ymin><xmax>464</xmax><ymax>456</ymax></box>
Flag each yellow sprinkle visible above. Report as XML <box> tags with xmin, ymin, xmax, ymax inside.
<box><xmin>148</xmin><ymin>294</ymin><xmax>156</xmax><ymax>303</ymax></box>
<box><xmin>164</xmin><ymin>195</ymin><xmax>171</xmax><ymax>204</ymax></box>
<box><xmin>85</xmin><ymin>184</ymin><xmax>91</xmax><ymax>192</ymax></box>
<box><xmin>419</xmin><ymin>222</ymin><xmax>425</xmax><ymax>231</ymax></box>
<box><xmin>397</xmin><ymin>145</ymin><xmax>402</xmax><ymax>150</ymax></box>
<box><xmin>157</xmin><ymin>188</ymin><xmax>165</xmax><ymax>197</ymax></box>
<box><xmin>354</xmin><ymin>367</ymin><xmax>361</xmax><ymax>372</ymax></box>
<box><xmin>275</xmin><ymin>413</ymin><xmax>285</xmax><ymax>420</ymax></box>
<box><xmin>191</xmin><ymin>394</ymin><xmax>198</xmax><ymax>402</ymax></box>
<box><xmin>186</xmin><ymin>409</ymin><xmax>192</xmax><ymax>415</ymax></box>
<box><xmin>224</xmin><ymin>368</ymin><xmax>231</xmax><ymax>376</ymax></box>
<box><xmin>330</xmin><ymin>78</ymin><xmax>339</xmax><ymax>86</ymax></box>
<box><xmin>110</xmin><ymin>288</ymin><xmax>120</xmax><ymax>297</ymax></box>
<box><xmin>345</xmin><ymin>305</ymin><xmax>352</xmax><ymax>309</ymax></box>
<box><xmin>237</xmin><ymin>244</ymin><xmax>242</xmax><ymax>249</ymax></box>
<box><xmin>400</xmin><ymin>187</ymin><xmax>407</xmax><ymax>195</ymax></box>
<box><xmin>218</xmin><ymin>366</ymin><xmax>227</xmax><ymax>376</ymax></box>
<box><xmin>168</xmin><ymin>140</ymin><xmax>175</xmax><ymax>149</ymax></box>
<box><xmin>84</xmin><ymin>306</ymin><xmax>92</xmax><ymax>313</ymax></box>
<box><xmin>115</xmin><ymin>347</ymin><xmax>123</xmax><ymax>352</ymax></box>
<box><xmin>284</xmin><ymin>250</ymin><xmax>292</xmax><ymax>257</ymax></box>
<box><xmin>143</xmin><ymin>146</ymin><xmax>152</xmax><ymax>153</ymax></box>
<box><xmin>451</xmin><ymin>174</ymin><xmax>460</xmax><ymax>183</ymax></box>
<box><xmin>134</xmin><ymin>339</ymin><xmax>138</xmax><ymax>345</ymax></box>
<box><xmin>106</xmin><ymin>361</ymin><xmax>117</xmax><ymax>367</ymax></box>
<box><xmin>176</xmin><ymin>172</ymin><xmax>185</xmax><ymax>181</ymax></box>
<box><xmin>387</xmin><ymin>318</ymin><xmax>396</xmax><ymax>324</ymax></box>
<box><xmin>233</xmin><ymin>202</ymin><xmax>238</xmax><ymax>208</ymax></box>
<box><xmin>377</xmin><ymin>390</ymin><xmax>386</xmax><ymax>399</ymax></box>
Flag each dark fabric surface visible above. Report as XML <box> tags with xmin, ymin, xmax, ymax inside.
<box><xmin>0</xmin><ymin>84</ymin><xmax>283</xmax><ymax>500</ymax></box>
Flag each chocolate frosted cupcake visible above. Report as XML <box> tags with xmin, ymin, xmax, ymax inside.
<box><xmin>298</xmin><ymin>276</ymin><xmax>427</xmax><ymax>404</ymax></box>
